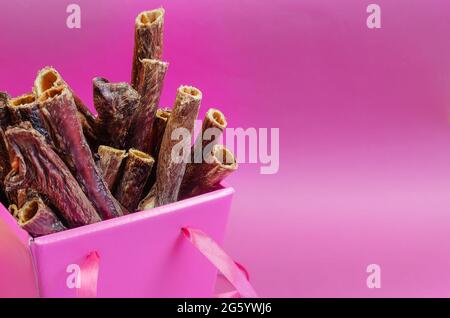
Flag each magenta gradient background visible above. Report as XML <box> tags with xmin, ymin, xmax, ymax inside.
<box><xmin>1</xmin><ymin>0</ymin><xmax>450</xmax><ymax>297</ymax></box>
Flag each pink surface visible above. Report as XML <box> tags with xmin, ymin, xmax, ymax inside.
<box><xmin>1</xmin><ymin>0</ymin><xmax>450</xmax><ymax>297</ymax></box>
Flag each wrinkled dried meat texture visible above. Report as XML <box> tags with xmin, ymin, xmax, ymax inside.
<box><xmin>115</xmin><ymin>149</ymin><xmax>154</xmax><ymax>212</ymax></box>
<box><xmin>97</xmin><ymin>145</ymin><xmax>127</xmax><ymax>191</ymax></box>
<box><xmin>4</xmin><ymin>125</ymin><xmax>100</xmax><ymax>227</ymax></box>
<box><xmin>93</xmin><ymin>78</ymin><xmax>139</xmax><ymax>149</ymax></box>
<box><xmin>34</xmin><ymin>67</ymin><xmax>98</xmax><ymax>149</ymax></box>
<box><xmin>191</xmin><ymin>108</ymin><xmax>227</xmax><ymax>164</ymax></box>
<box><xmin>144</xmin><ymin>86</ymin><xmax>201</xmax><ymax>207</ymax></box>
<box><xmin>7</xmin><ymin>93</ymin><xmax>53</xmax><ymax>144</ymax></box>
<box><xmin>180</xmin><ymin>145</ymin><xmax>237</xmax><ymax>199</ymax></box>
<box><xmin>128</xmin><ymin>60</ymin><xmax>168</xmax><ymax>153</ymax></box>
<box><xmin>131</xmin><ymin>8</ymin><xmax>164</xmax><ymax>88</ymax></box>
<box><xmin>144</xmin><ymin>108</ymin><xmax>171</xmax><ymax>191</ymax></box>
<box><xmin>18</xmin><ymin>196</ymin><xmax>66</xmax><ymax>237</ymax></box>
<box><xmin>0</xmin><ymin>92</ymin><xmax>11</xmax><ymax>128</ymax></box>
<box><xmin>40</xmin><ymin>88</ymin><xmax>123</xmax><ymax>220</ymax></box>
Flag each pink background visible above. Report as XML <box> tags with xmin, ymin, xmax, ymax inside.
<box><xmin>1</xmin><ymin>0</ymin><xmax>450</xmax><ymax>297</ymax></box>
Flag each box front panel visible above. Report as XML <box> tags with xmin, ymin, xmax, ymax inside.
<box><xmin>31</xmin><ymin>188</ymin><xmax>233</xmax><ymax>298</ymax></box>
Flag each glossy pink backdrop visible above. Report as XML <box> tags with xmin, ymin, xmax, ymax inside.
<box><xmin>1</xmin><ymin>0</ymin><xmax>450</xmax><ymax>297</ymax></box>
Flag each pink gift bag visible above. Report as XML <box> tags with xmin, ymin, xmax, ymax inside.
<box><xmin>0</xmin><ymin>185</ymin><xmax>256</xmax><ymax>298</ymax></box>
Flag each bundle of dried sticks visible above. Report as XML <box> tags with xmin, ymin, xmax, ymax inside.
<box><xmin>0</xmin><ymin>8</ymin><xmax>237</xmax><ymax>237</ymax></box>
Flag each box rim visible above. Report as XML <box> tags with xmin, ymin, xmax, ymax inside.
<box><xmin>30</xmin><ymin>184</ymin><xmax>234</xmax><ymax>246</ymax></box>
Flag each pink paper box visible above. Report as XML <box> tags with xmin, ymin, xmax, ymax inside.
<box><xmin>0</xmin><ymin>185</ymin><xmax>234</xmax><ymax>298</ymax></box>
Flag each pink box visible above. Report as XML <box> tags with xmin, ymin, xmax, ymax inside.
<box><xmin>0</xmin><ymin>185</ymin><xmax>234</xmax><ymax>298</ymax></box>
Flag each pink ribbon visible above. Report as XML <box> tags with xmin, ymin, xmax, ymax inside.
<box><xmin>181</xmin><ymin>227</ymin><xmax>258</xmax><ymax>298</ymax></box>
<box><xmin>77</xmin><ymin>251</ymin><xmax>100</xmax><ymax>298</ymax></box>
<box><xmin>76</xmin><ymin>228</ymin><xmax>257</xmax><ymax>298</ymax></box>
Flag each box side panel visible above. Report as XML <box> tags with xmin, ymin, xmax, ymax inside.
<box><xmin>33</xmin><ymin>189</ymin><xmax>233</xmax><ymax>297</ymax></box>
<box><xmin>0</xmin><ymin>206</ymin><xmax>38</xmax><ymax>297</ymax></box>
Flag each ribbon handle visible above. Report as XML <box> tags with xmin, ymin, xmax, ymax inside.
<box><xmin>181</xmin><ymin>227</ymin><xmax>258</xmax><ymax>298</ymax></box>
<box><xmin>77</xmin><ymin>227</ymin><xmax>257</xmax><ymax>298</ymax></box>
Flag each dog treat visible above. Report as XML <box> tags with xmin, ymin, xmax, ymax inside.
<box><xmin>144</xmin><ymin>108</ymin><xmax>172</xmax><ymax>190</ymax></box>
<box><xmin>97</xmin><ymin>145</ymin><xmax>127</xmax><ymax>191</ymax></box>
<box><xmin>131</xmin><ymin>8</ymin><xmax>164</xmax><ymax>88</ymax></box>
<box><xmin>115</xmin><ymin>149</ymin><xmax>154</xmax><ymax>211</ymax></box>
<box><xmin>93</xmin><ymin>78</ymin><xmax>140</xmax><ymax>148</ymax></box>
<box><xmin>0</xmin><ymin>92</ymin><xmax>11</xmax><ymax>128</ymax></box>
<box><xmin>34</xmin><ymin>67</ymin><xmax>98</xmax><ymax>148</ymax></box>
<box><xmin>17</xmin><ymin>197</ymin><xmax>66</xmax><ymax>237</ymax></box>
<box><xmin>128</xmin><ymin>59</ymin><xmax>168</xmax><ymax>153</ymax></box>
<box><xmin>4</xmin><ymin>124</ymin><xmax>101</xmax><ymax>227</ymax></box>
<box><xmin>179</xmin><ymin>144</ymin><xmax>238</xmax><ymax>199</ymax></box>
<box><xmin>7</xmin><ymin>93</ymin><xmax>53</xmax><ymax>143</ymax></box>
<box><xmin>141</xmin><ymin>86</ymin><xmax>202</xmax><ymax>208</ymax></box>
<box><xmin>39</xmin><ymin>86</ymin><xmax>123</xmax><ymax>220</ymax></box>
<box><xmin>191</xmin><ymin>108</ymin><xmax>227</xmax><ymax>164</ymax></box>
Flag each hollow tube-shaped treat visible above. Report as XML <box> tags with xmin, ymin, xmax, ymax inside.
<box><xmin>97</xmin><ymin>145</ymin><xmax>127</xmax><ymax>191</ymax></box>
<box><xmin>191</xmin><ymin>108</ymin><xmax>227</xmax><ymax>164</ymax></box>
<box><xmin>7</xmin><ymin>93</ymin><xmax>53</xmax><ymax>143</ymax></box>
<box><xmin>179</xmin><ymin>144</ymin><xmax>238</xmax><ymax>199</ymax></box>
<box><xmin>38</xmin><ymin>86</ymin><xmax>123</xmax><ymax>220</ymax></box>
<box><xmin>140</xmin><ymin>86</ymin><xmax>202</xmax><ymax>208</ymax></box>
<box><xmin>17</xmin><ymin>197</ymin><xmax>66</xmax><ymax>237</ymax></box>
<box><xmin>128</xmin><ymin>59</ymin><xmax>168</xmax><ymax>153</ymax></box>
<box><xmin>34</xmin><ymin>67</ymin><xmax>97</xmax><ymax>148</ymax></box>
<box><xmin>131</xmin><ymin>8</ymin><xmax>164</xmax><ymax>88</ymax></box>
<box><xmin>115</xmin><ymin>149</ymin><xmax>154</xmax><ymax>212</ymax></box>
<box><xmin>93</xmin><ymin>77</ymin><xmax>140</xmax><ymax>148</ymax></box>
<box><xmin>144</xmin><ymin>108</ymin><xmax>171</xmax><ymax>191</ymax></box>
<box><xmin>4</xmin><ymin>124</ymin><xmax>101</xmax><ymax>227</ymax></box>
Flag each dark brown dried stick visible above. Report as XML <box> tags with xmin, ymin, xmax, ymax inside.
<box><xmin>39</xmin><ymin>86</ymin><xmax>123</xmax><ymax>220</ymax></box>
<box><xmin>17</xmin><ymin>197</ymin><xmax>66</xmax><ymax>237</ymax></box>
<box><xmin>191</xmin><ymin>108</ymin><xmax>227</xmax><ymax>164</ymax></box>
<box><xmin>131</xmin><ymin>8</ymin><xmax>164</xmax><ymax>88</ymax></box>
<box><xmin>115</xmin><ymin>149</ymin><xmax>154</xmax><ymax>211</ymax></box>
<box><xmin>0</xmin><ymin>93</ymin><xmax>11</xmax><ymax>186</ymax></box>
<box><xmin>0</xmin><ymin>92</ymin><xmax>11</xmax><ymax>128</ymax></box>
<box><xmin>97</xmin><ymin>145</ymin><xmax>127</xmax><ymax>191</ymax></box>
<box><xmin>93</xmin><ymin>78</ymin><xmax>140</xmax><ymax>148</ymax></box>
<box><xmin>179</xmin><ymin>144</ymin><xmax>238</xmax><ymax>199</ymax></box>
<box><xmin>4</xmin><ymin>124</ymin><xmax>101</xmax><ymax>227</ymax></box>
<box><xmin>128</xmin><ymin>59</ymin><xmax>168</xmax><ymax>153</ymax></box>
<box><xmin>140</xmin><ymin>86</ymin><xmax>202</xmax><ymax>208</ymax></box>
<box><xmin>7</xmin><ymin>93</ymin><xmax>53</xmax><ymax>143</ymax></box>
<box><xmin>144</xmin><ymin>108</ymin><xmax>171</xmax><ymax>190</ymax></box>
<box><xmin>149</xmin><ymin>108</ymin><xmax>172</xmax><ymax>158</ymax></box>
<box><xmin>34</xmin><ymin>67</ymin><xmax>98</xmax><ymax>148</ymax></box>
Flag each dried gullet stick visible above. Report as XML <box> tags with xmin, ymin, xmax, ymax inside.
<box><xmin>0</xmin><ymin>94</ymin><xmax>11</xmax><ymax>188</ymax></box>
<box><xmin>128</xmin><ymin>59</ymin><xmax>168</xmax><ymax>153</ymax></box>
<box><xmin>39</xmin><ymin>86</ymin><xmax>123</xmax><ymax>220</ymax></box>
<box><xmin>17</xmin><ymin>197</ymin><xmax>66</xmax><ymax>237</ymax></box>
<box><xmin>191</xmin><ymin>108</ymin><xmax>227</xmax><ymax>164</ymax></box>
<box><xmin>97</xmin><ymin>145</ymin><xmax>127</xmax><ymax>191</ymax></box>
<box><xmin>140</xmin><ymin>86</ymin><xmax>202</xmax><ymax>208</ymax></box>
<box><xmin>149</xmin><ymin>108</ymin><xmax>172</xmax><ymax>158</ymax></box>
<box><xmin>7</xmin><ymin>93</ymin><xmax>53</xmax><ymax>143</ymax></box>
<box><xmin>0</xmin><ymin>92</ymin><xmax>11</xmax><ymax>128</ymax></box>
<box><xmin>93</xmin><ymin>78</ymin><xmax>140</xmax><ymax>148</ymax></box>
<box><xmin>131</xmin><ymin>8</ymin><xmax>164</xmax><ymax>88</ymax></box>
<box><xmin>34</xmin><ymin>67</ymin><xmax>97</xmax><ymax>147</ymax></box>
<box><xmin>144</xmin><ymin>108</ymin><xmax>172</xmax><ymax>190</ymax></box>
<box><xmin>115</xmin><ymin>149</ymin><xmax>154</xmax><ymax>211</ymax></box>
<box><xmin>179</xmin><ymin>144</ymin><xmax>238</xmax><ymax>199</ymax></box>
<box><xmin>4</xmin><ymin>124</ymin><xmax>101</xmax><ymax>227</ymax></box>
